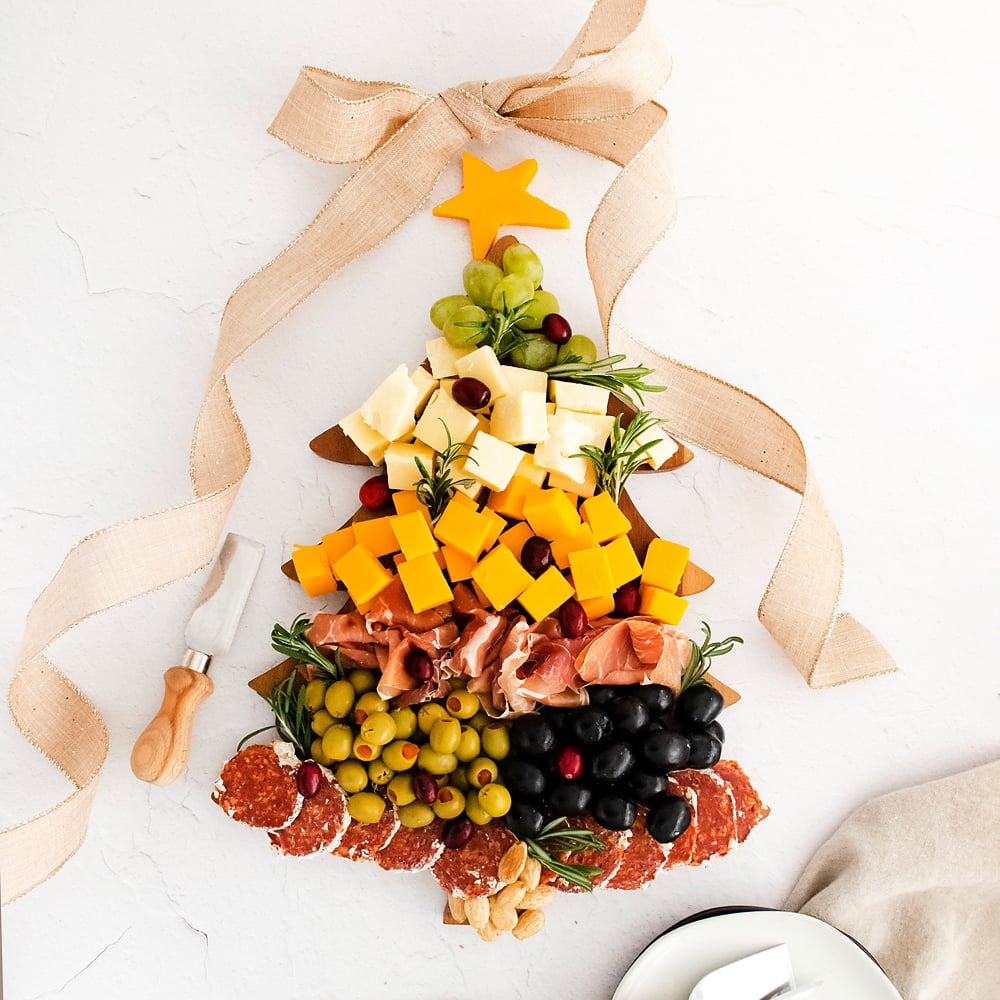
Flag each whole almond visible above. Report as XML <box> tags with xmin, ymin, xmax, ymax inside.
<box><xmin>496</xmin><ymin>882</ymin><xmax>527</xmax><ymax>910</ymax></box>
<box><xmin>520</xmin><ymin>857</ymin><xmax>542</xmax><ymax>890</ymax></box>
<box><xmin>465</xmin><ymin>895</ymin><xmax>490</xmax><ymax>930</ymax></box>
<box><xmin>512</xmin><ymin>907</ymin><xmax>546</xmax><ymax>940</ymax></box>
<box><xmin>447</xmin><ymin>893</ymin><xmax>467</xmax><ymax>924</ymax></box>
<box><xmin>490</xmin><ymin>902</ymin><xmax>518</xmax><ymax>932</ymax></box>
<box><xmin>497</xmin><ymin>841</ymin><xmax>528</xmax><ymax>884</ymax></box>
<box><xmin>476</xmin><ymin>919</ymin><xmax>503</xmax><ymax>942</ymax></box>
<box><xmin>520</xmin><ymin>885</ymin><xmax>556</xmax><ymax>909</ymax></box>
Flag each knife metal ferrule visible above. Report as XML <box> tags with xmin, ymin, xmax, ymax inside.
<box><xmin>181</xmin><ymin>649</ymin><xmax>211</xmax><ymax>674</ymax></box>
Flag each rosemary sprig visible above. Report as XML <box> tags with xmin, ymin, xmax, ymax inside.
<box><xmin>238</xmin><ymin>673</ymin><xmax>311</xmax><ymax>759</ymax></box>
<box><xmin>573</xmin><ymin>409</ymin><xmax>664</xmax><ymax>502</ymax></box>
<box><xmin>544</xmin><ymin>354</ymin><xmax>667</xmax><ymax>405</ymax></box>
<box><xmin>523</xmin><ymin>817</ymin><xmax>606</xmax><ymax>892</ymax></box>
<box><xmin>413</xmin><ymin>420</ymin><xmax>478</xmax><ymax>521</ymax></box>
<box><xmin>682</xmin><ymin>622</ymin><xmax>744</xmax><ymax>691</ymax></box>
<box><xmin>271</xmin><ymin>615</ymin><xmax>343</xmax><ymax>680</ymax></box>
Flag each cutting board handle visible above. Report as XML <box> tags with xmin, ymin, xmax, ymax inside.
<box><xmin>131</xmin><ymin>666</ymin><xmax>214</xmax><ymax>785</ymax></box>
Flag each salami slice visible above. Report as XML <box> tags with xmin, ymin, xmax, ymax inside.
<box><xmin>714</xmin><ymin>759</ymin><xmax>769</xmax><ymax>842</ymax></box>
<box><xmin>669</xmin><ymin>768</ymin><xmax>737</xmax><ymax>864</ymax></box>
<box><xmin>605</xmin><ymin>808</ymin><xmax>666</xmax><ymax>891</ymax></box>
<box><xmin>332</xmin><ymin>806</ymin><xmax>400</xmax><ymax>862</ymax></box>
<box><xmin>663</xmin><ymin>775</ymin><xmax>699</xmax><ymax>867</ymax></box>
<box><xmin>269</xmin><ymin>773</ymin><xmax>350</xmax><ymax>857</ymax></box>
<box><xmin>213</xmin><ymin>742</ymin><xmax>302</xmax><ymax>830</ymax></box>
<box><xmin>546</xmin><ymin>813</ymin><xmax>631</xmax><ymax>893</ymax></box>
<box><xmin>432</xmin><ymin>821</ymin><xmax>517</xmax><ymax>899</ymax></box>
<box><xmin>375</xmin><ymin>818</ymin><xmax>446</xmax><ymax>873</ymax></box>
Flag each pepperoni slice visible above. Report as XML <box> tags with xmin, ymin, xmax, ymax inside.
<box><xmin>213</xmin><ymin>743</ymin><xmax>301</xmax><ymax>830</ymax></box>
<box><xmin>269</xmin><ymin>774</ymin><xmax>349</xmax><ymax>857</ymax></box>
<box><xmin>332</xmin><ymin>806</ymin><xmax>401</xmax><ymax>862</ymax></box>
<box><xmin>432</xmin><ymin>821</ymin><xmax>517</xmax><ymax>899</ymax></box>
<box><xmin>605</xmin><ymin>808</ymin><xmax>667</xmax><ymax>891</ymax></box>
<box><xmin>545</xmin><ymin>813</ymin><xmax>631</xmax><ymax>893</ymax></box>
<box><xmin>714</xmin><ymin>759</ymin><xmax>769</xmax><ymax>842</ymax></box>
<box><xmin>375</xmin><ymin>818</ymin><xmax>446</xmax><ymax>872</ymax></box>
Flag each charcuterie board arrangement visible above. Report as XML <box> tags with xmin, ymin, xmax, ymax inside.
<box><xmin>214</xmin><ymin>216</ymin><xmax>769</xmax><ymax>941</ymax></box>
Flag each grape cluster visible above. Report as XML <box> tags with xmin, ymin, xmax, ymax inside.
<box><xmin>499</xmin><ymin>682</ymin><xmax>727</xmax><ymax>844</ymax></box>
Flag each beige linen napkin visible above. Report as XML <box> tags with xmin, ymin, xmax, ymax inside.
<box><xmin>785</xmin><ymin>758</ymin><xmax>1000</xmax><ymax>999</ymax></box>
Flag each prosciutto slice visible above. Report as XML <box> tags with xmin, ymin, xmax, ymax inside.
<box><xmin>575</xmin><ymin>618</ymin><xmax>691</xmax><ymax>692</ymax></box>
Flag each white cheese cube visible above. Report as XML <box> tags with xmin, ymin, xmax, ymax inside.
<box><xmin>490</xmin><ymin>391</ymin><xmax>548</xmax><ymax>446</ymax></box>
<box><xmin>454</xmin><ymin>346</ymin><xmax>508</xmax><ymax>401</ymax></box>
<box><xmin>549</xmin><ymin>379</ymin><xmax>610</xmax><ymax>415</ymax></box>
<box><xmin>339</xmin><ymin>411</ymin><xmax>391</xmax><ymax>466</ymax></box>
<box><xmin>513</xmin><ymin>451</ymin><xmax>547</xmax><ymax>487</ymax></box>
<box><xmin>413</xmin><ymin>388</ymin><xmax>480</xmax><ymax>453</ymax></box>
<box><xmin>546</xmin><ymin>402</ymin><xmax>556</xmax><ymax>415</ymax></box>
<box><xmin>500</xmin><ymin>365</ymin><xmax>548</xmax><ymax>395</ymax></box>
<box><xmin>359</xmin><ymin>364</ymin><xmax>418</xmax><ymax>441</ymax></box>
<box><xmin>426</xmin><ymin>337</ymin><xmax>474</xmax><ymax>379</ymax></box>
<box><xmin>410</xmin><ymin>366</ymin><xmax>438</xmax><ymax>415</ymax></box>
<box><xmin>532</xmin><ymin>411</ymin><xmax>595</xmax><ymax>485</ymax></box>
<box><xmin>384</xmin><ymin>440</ymin><xmax>435</xmax><ymax>492</ymax></box>
<box><xmin>452</xmin><ymin>477</ymin><xmax>484</xmax><ymax>502</ymax></box>
<box><xmin>556</xmin><ymin>409</ymin><xmax>615</xmax><ymax>450</ymax></box>
<box><xmin>634</xmin><ymin>420</ymin><xmax>679</xmax><ymax>469</ymax></box>
<box><xmin>547</xmin><ymin>464</ymin><xmax>597</xmax><ymax>498</ymax></box>
<box><xmin>459</xmin><ymin>430</ymin><xmax>524</xmax><ymax>492</ymax></box>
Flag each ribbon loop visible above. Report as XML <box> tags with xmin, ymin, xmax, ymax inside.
<box><xmin>439</xmin><ymin>83</ymin><xmax>515</xmax><ymax>144</ymax></box>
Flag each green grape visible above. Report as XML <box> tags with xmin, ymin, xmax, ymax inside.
<box><xmin>462</xmin><ymin>259</ymin><xmax>504</xmax><ymax>307</ymax></box>
<box><xmin>516</xmin><ymin>289</ymin><xmax>560</xmax><ymax>330</ymax></box>
<box><xmin>430</xmin><ymin>294</ymin><xmax>473</xmax><ymax>330</ymax></box>
<box><xmin>557</xmin><ymin>334</ymin><xmax>598</xmax><ymax>365</ymax></box>
<box><xmin>502</xmin><ymin>244</ymin><xmax>544</xmax><ymax>288</ymax></box>
<box><xmin>507</xmin><ymin>334</ymin><xmax>558</xmax><ymax>371</ymax></box>
<box><xmin>490</xmin><ymin>274</ymin><xmax>535</xmax><ymax>312</ymax></box>
<box><xmin>443</xmin><ymin>304</ymin><xmax>487</xmax><ymax>348</ymax></box>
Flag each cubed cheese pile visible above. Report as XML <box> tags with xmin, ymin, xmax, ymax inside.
<box><xmin>292</xmin><ymin>486</ymin><xmax>692</xmax><ymax>627</ymax></box>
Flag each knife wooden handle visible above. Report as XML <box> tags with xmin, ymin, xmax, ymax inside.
<box><xmin>131</xmin><ymin>666</ymin><xmax>214</xmax><ymax>785</ymax></box>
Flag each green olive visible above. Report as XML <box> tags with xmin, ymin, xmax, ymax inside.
<box><xmin>351</xmin><ymin>734</ymin><xmax>381</xmax><ymax>763</ymax></box>
<box><xmin>477</xmin><ymin>782</ymin><xmax>512</xmax><ymax>818</ymax></box>
<box><xmin>367</xmin><ymin>759</ymin><xmax>395</xmax><ymax>787</ymax></box>
<box><xmin>454</xmin><ymin>726</ymin><xmax>481</xmax><ymax>763</ymax></box>
<box><xmin>324</xmin><ymin>678</ymin><xmax>356</xmax><ymax>719</ymax></box>
<box><xmin>480</xmin><ymin>722</ymin><xmax>511</xmax><ymax>761</ymax></box>
<box><xmin>390</xmin><ymin>705</ymin><xmax>418</xmax><ymax>740</ymax></box>
<box><xmin>386</xmin><ymin>772</ymin><xmax>416</xmax><ymax>806</ymax></box>
<box><xmin>347</xmin><ymin>791</ymin><xmax>386</xmax><ymax>824</ymax></box>
<box><xmin>321</xmin><ymin>723</ymin><xmax>354</xmax><ymax>762</ymax></box>
<box><xmin>360</xmin><ymin>711</ymin><xmax>397</xmax><ymax>747</ymax></box>
<box><xmin>429</xmin><ymin>717</ymin><xmax>462</xmax><ymax>754</ymax></box>
<box><xmin>304</xmin><ymin>678</ymin><xmax>329</xmax><ymax>713</ymax></box>
<box><xmin>466</xmin><ymin>756</ymin><xmax>499</xmax><ymax>789</ymax></box>
<box><xmin>449</xmin><ymin>766</ymin><xmax>470</xmax><ymax>792</ymax></box>
<box><xmin>354</xmin><ymin>691</ymin><xmax>389</xmax><ymax>726</ymax></box>
<box><xmin>398</xmin><ymin>802</ymin><xmax>436</xmax><ymax>828</ymax></box>
<box><xmin>382</xmin><ymin>740</ymin><xmax>420</xmax><ymax>772</ymax></box>
<box><xmin>464</xmin><ymin>796</ymin><xmax>493</xmax><ymax>826</ymax></box>
<box><xmin>310</xmin><ymin>709</ymin><xmax>335</xmax><ymax>737</ymax></box>
<box><xmin>310</xmin><ymin>737</ymin><xmax>333</xmax><ymax>767</ymax></box>
<box><xmin>445</xmin><ymin>689</ymin><xmax>480</xmax><ymax>720</ymax></box>
<box><xmin>467</xmin><ymin>710</ymin><xmax>491</xmax><ymax>733</ymax></box>
<box><xmin>432</xmin><ymin>786</ymin><xmax>466</xmax><ymax>820</ymax></box>
<box><xmin>417</xmin><ymin>702</ymin><xmax>450</xmax><ymax>735</ymax></box>
<box><xmin>347</xmin><ymin>668</ymin><xmax>378</xmax><ymax>695</ymax></box>
<box><xmin>417</xmin><ymin>745</ymin><xmax>458</xmax><ymax>777</ymax></box>
<box><xmin>335</xmin><ymin>760</ymin><xmax>369</xmax><ymax>793</ymax></box>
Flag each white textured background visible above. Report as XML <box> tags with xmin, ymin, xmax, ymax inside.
<box><xmin>2</xmin><ymin>1</ymin><xmax>999</xmax><ymax>997</ymax></box>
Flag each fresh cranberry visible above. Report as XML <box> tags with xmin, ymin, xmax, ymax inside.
<box><xmin>559</xmin><ymin>598</ymin><xmax>588</xmax><ymax>638</ymax></box>
<box><xmin>296</xmin><ymin>761</ymin><xmax>323</xmax><ymax>799</ymax></box>
<box><xmin>614</xmin><ymin>582</ymin><xmax>641</xmax><ymax>617</ymax></box>
<box><xmin>404</xmin><ymin>648</ymin><xmax>434</xmax><ymax>682</ymax></box>
<box><xmin>555</xmin><ymin>746</ymin><xmax>584</xmax><ymax>780</ymax></box>
<box><xmin>359</xmin><ymin>474</ymin><xmax>391</xmax><ymax>510</ymax></box>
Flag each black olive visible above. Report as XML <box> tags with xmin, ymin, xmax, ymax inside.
<box><xmin>704</xmin><ymin>720</ymin><xmax>725</xmax><ymax>744</ymax></box>
<box><xmin>676</xmin><ymin>684</ymin><xmax>725</xmax><ymax>727</ymax></box>
<box><xmin>509</xmin><ymin>714</ymin><xmax>557</xmax><ymax>756</ymax></box>
<box><xmin>567</xmin><ymin>706</ymin><xmax>613</xmax><ymax>745</ymax></box>
<box><xmin>589</xmin><ymin>741</ymin><xmax>636</xmax><ymax>784</ymax></box>
<box><xmin>686</xmin><ymin>731</ymin><xmax>723</xmax><ymax>769</ymax></box>
<box><xmin>646</xmin><ymin>794</ymin><xmax>692</xmax><ymax>843</ymax></box>
<box><xmin>623</xmin><ymin>768</ymin><xmax>669</xmax><ymax>803</ymax></box>
<box><xmin>608</xmin><ymin>696</ymin><xmax>650</xmax><ymax>738</ymax></box>
<box><xmin>501</xmin><ymin>758</ymin><xmax>547</xmax><ymax>799</ymax></box>
<box><xmin>546</xmin><ymin>779</ymin><xmax>592</xmax><ymax>816</ymax></box>
<box><xmin>640</xmin><ymin>729</ymin><xmax>691</xmax><ymax>771</ymax></box>
<box><xmin>504</xmin><ymin>801</ymin><xmax>546</xmax><ymax>839</ymax></box>
<box><xmin>586</xmin><ymin>685</ymin><xmax>619</xmax><ymax>707</ymax></box>
<box><xmin>592</xmin><ymin>792</ymin><xmax>638</xmax><ymax>832</ymax></box>
<box><xmin>632</xmin><ymin>684</ymin><xmax>674</xmax><ymax>715</ymax></box>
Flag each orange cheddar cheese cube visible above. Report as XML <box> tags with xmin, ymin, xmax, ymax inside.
<box><xmin>442</xmin><ymin>545</ymin><xmax>477</xmax><ymax>582</ymax></box>
<box><xmin>333</xmin><ymin>545</ymin><xmax>393</xmax><ymax>605</ymax></box>
<box><xmin>471</xmin><ymin>579</ymin><xmax>491</xmax><ymax>608</ymax></box>
<box><xmin>398</xmin><ymin>553</ymin><xmax>454</xmax><ymax>614</ymax></box>
<box><xmin>450</xmin><ymin>490</ymin><xmax>480</xmax><ymax>510</ymax></box>
<box><xmin>480</xmin><ymin>508</ymin><xmax>506</xmax><ymax>551</ymax></box>
<box><xmin>320</xmin><ymin>526</ymin><xmax>356</xmax><ymax>572</ymax></box>
<box><xmin>581</xmin><ymin>492</ymin><xmax>632</xmax><ymax>543</ymax></box>
<box><xmin>392</xmin><ymin>490</ymin><xmax>432</xmax><ymax>524</ymax></box>
<box><xmin>641</xmin><ymin>538</ymin><xmax>690</xmax><ymax>595</ymax></box>
<box><xmin>471</xmin><ymin>545</ymin><xmax>533</xmax><ymax>610</ymax></box>
<box><xmin>433</xmin><ymin>499</ymin><xmax>494</xmax><ymax>560</ymax></box>
<box><xmin>519</xmin><ymin>566</ymin><xmax>575</xmax><ymax>622</ymax></box>
<box><xmin>353</xmin><ymin>516</ymin><xmax>402</xmax><ymax>558</ymax></box>
<box><xmin>603</xmin><ymin>535</ymin><xmax>643</xmax><ymax>589</ymax></box>
<box><xmin>568</xmin><ymin>547</ymin><xmax>615</xmax><ymax>602</ymax></box>
<box><xmin>639</xmin><ymin>584</ymin><xmax>688</xmax><ymax>625</ymax></box>
<box><xmin>579</xmin><ymin>593</ymin><xmax>616</xmax><ymax>621</ymax></box>
<box><xmin>390</xmin><ymin>510</ymin><xmax>438</xmax><ymax>560</ymax></box>
<box><xmin>550</xmin><ymin>522</ymin><xmax>598</xmax><ymax>571</ymax></box>
<box><xmin>291</xmin><ymin>544</ymin><xmax>338</xmax><ymax>598</ymax></box>
<box><xmin>522</xmin><ymin>488</ymin><xmax>581</xmax><ymax>541</ymax></box>
<box><xmin>497</xmin><ymin>521</ymin><xmax>535</xmax><ymax>561</ymax></box>
<box><xmin>487</xmin><ymin>475</ymin><xmax>540</xmax><ymax>520</ymax></box>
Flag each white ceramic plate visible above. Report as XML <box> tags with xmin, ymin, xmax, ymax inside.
<box><xmin>613</xmin><ymin>909</ymin><xmax>902</xmax><ymax>1000</ymax></box>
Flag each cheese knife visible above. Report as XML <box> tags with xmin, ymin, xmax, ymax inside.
<box><xmin>131</xmin><ymin>532</ymin><xmax>264</xmax><ymax>785</ymax></box>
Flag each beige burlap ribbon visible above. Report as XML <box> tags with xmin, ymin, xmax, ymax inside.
<box><xmin>0</xmin><ymin>0</ymin><xmax>895</xmax><ymax>907</ymax></box>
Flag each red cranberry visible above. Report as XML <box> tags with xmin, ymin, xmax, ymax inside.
<box><xmin>541</xmin><ymin>313</ymin><xmax>572</xmax><ymax>345</ymax></box>
<box><xmin>296</xmin><ymin>761</ymin><xmax>323</xmax><ymax>799</ymax></box>
<box><xmin>441</xmin><ymin>817</ymin><xmax>474</xmax><ymax>849</ymax></box>
<box><xmin>559</xmin><ymin>598</ymin><xmax>588</xmax><ymax>639</ymax></box>
<box><xmin>404</xmin><ymin>648</ymin><xmax>434</xmax><ymax>682</ymax></box>
<box><xmin>452</xmin><ymin>377</ymin><xmax>491</xmax><ymax>410</ymax></box>
<box><xmin>359</xmin><ymin>474</ymin><xmax>391</xmax><ymax>510</ymax></box>
<box><xmin>555</xmin><ymin>746</ymin><xmax>584</xmax><ymax>780</ymax></box>
<box><xmin>412</xmin><ymin>769</ymin><xmax>438</xmax><ymax>804</ymax></box>
<box><xmin>520</xmin><ymin>536</ymin><xmax>553</xmax><ymax>577</ymax></box>
<box><xmin>614</xmin><ymin>581</ymin><xmax>641</xmax><ymax>617</ymax></box>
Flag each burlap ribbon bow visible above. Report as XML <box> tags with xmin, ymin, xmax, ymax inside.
<box><xmin>1</xmin><ymin>0</ymin><xmax>895</xmax><ymax>907</ymax></box>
